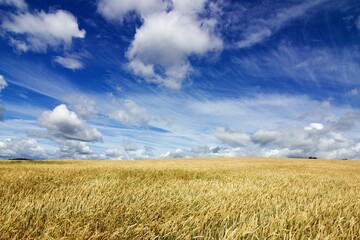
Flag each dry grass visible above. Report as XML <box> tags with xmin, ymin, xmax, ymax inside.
<box><xmin>0</xmin><ymin>158</ymin><xmax>359</xmax><ymax>239</ymax></box>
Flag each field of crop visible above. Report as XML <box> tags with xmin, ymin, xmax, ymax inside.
<box><xmin>0</xmin><ymin>158</ymin><xmax>359</xmax><ymax>239</ymax></box>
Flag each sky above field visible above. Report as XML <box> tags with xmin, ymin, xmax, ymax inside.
<box><xmin>0</xmin><ymin>0</ymin><xmax>360</xmax><ymax>160</ymax></box>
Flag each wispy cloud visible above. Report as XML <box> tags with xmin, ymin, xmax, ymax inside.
<box><xmin>0</xmin><ymin>75</ymin><xmax>8</xmax><ymax>121</ymax></box>
<box><xmin>0</xmin><ymin>75</ymin><xmax>7</xmax><ymax>93</ymax></box>
<box><xmin>109</xmin><ymin>99</ymin><xmax>151</xmax><ymax>126</ymax></box>
<box><xmin>0</xmin><ymin>0</ymin><xmax>27</xmax><ymax>11</ymax></box>
<box><xmin>236</xmin><ymin>0</ymin><xmax>328</xmax><ymax>48</ymax></box>
<box><xmin>54</xmin><ymin>56</ymin><xmax>84</xmax><ymax>70</ymax></box>
<box><xmin>231</xmin><ymin>44</ymin><xmax>360</xmax><ymax>87</ymax></box>
<box><xmin>0</xmin><ymin>57</ymin><xmax>81</xmax><ymax>100</ymax></box>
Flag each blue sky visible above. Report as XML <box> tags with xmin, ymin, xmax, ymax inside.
<box><xmin>0</xmin><ymin>0</ymin><xmax>360</xmax><ymax>160</ymax></box>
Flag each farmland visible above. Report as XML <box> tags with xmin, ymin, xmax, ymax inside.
<box><xmin>0</xmin><ymin>158</ymin><xmax>359</xmax><ymax>239</ymax></box>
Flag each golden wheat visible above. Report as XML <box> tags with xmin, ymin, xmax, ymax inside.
<box><xmin>0</xmin><ymin>158</ymin><xmax>359</xmax><ymax>239</ymax></box>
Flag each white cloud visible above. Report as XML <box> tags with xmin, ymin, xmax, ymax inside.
<box><xmin>215</xmin><ymin>127</ymin><xmax>251</xmax><ymax>147</ymax></box>
<box><xmin>250</xmin><ymin>126</ymin><xmax>318</xmax><ymax>150</ymax></box>
<box><xmin>98</xmin><ymin>0</ymin><xmax>222</xmax><ymax>89</ymax></box>
<box><xmin>217</xmin><ymin>117</ymin><xmax>360</xmax><ymax>159</ymax></box>
<box><xmin>191</xmin><ymin>145</ymin><xmax>248</xmax><ymax>158</ymax></box>
<box><xmin>106</xmin><ymin>143</ymin><xmax>153</xmax><ymax>160</ymax></box>
<box><xmin>304</xmin><ymin>123</ymin><xmax>324</xmax><ymax>131</ymax></box>
<box><xmin>8</xmin><ymin>37</ymin><xmax>29</xmax><ymax>51</ymax></box>
<box><xmin>55</xmin><ymin>140</ymin><xmax>103</xmax><ymax>160</ymax></box>
<box><xmin>54</xmin><ymin>56</ymin><xmax>83</xmax><ymax>70</ymax></box>
<box><xmin>124</xmin><ymin>93</ymin><xmax>331</xmax><ymax>156</ymax></box>
<box><xmin>127</xmin><ymin>59</ymin><xmax>155</xmax><ymax>77</ymax></box>
<box><xmin>66</xmin><ymin>94</ymin><xmax>97</xmax><ymax>119</ymax></box>
<box><xmin>237</xmin><ymin>28</ymin><xmax>271</xmax><ymax>49</ymax></box>
<box><xmin>109</xmin><ymin>99</ymin><xmax>150</xmax><ymax>125</ymax></box>
<box><xmin>0</xmin><ymin>137</ymin><xmax>46</xmax><ymax>159</ymax></box>
<box><xmin>191</xmin><ymin>145</ymin><xmax>230</xmax><ymax>157</ymax></box>
<box><xmin>264</xmin><ymin>148</ymin><xmax>305</xmax><ymax>158</ymax></box>
<box><xmin>58</xmin><ymin>141</ymin><xmax>91</xmax><ymax>155</ymax></box>
<box><xmin>172</xmin><ymin>0</ymin><xmax>207</xmax><ymax>14</ymax></box>
<box><xmin>324</xmin><ymin>142</ymin><xmax>360</xmax><ymax>160</ymax></box>
<box><xmin>126</xmin><ymin>10</ymin><xmax>222</xmax><ymax>89</ymax></box>
<box><xmin>0</xmin><ymin>75</ymin><xmax>7</xmax><ymax>92</ymax></box>
<box><xmin>2</xmin><ymin>10</ymin><xmax>85</xmax><ymax>52</ymax></box>
<box><xmin>160</xmin><ymin>148</ymin><xmax>188</xmax><ymax>159</ymax></box>
<box><xmin>97</xmin><ymin>0</ymin><xmax>167</xmax><ymax>21</ymax></box>
<box><xmin>37</xmin><ymin>104</ymin><xmax>102</xmax><ymax>142</ymax></box>
<box><xmin>2</xmin><ymin>86</ymin><xmax>360</xmax><ymax>160</ymax></box>
<box><xmin>0</xmin><ymin>0</ymin><xmax>27</xmax><ymax>11</ymax></box>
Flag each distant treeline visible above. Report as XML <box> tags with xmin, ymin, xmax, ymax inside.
<box><xmin>8</xmin><ymin>158</ymin><xmax>33</xmax><ymax>161</ymax></box>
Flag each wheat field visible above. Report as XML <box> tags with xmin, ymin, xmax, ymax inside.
<box><xmin>0</xmin><ymin>158</ymin><xmax>359</xmax><ymax>239</ymax></box>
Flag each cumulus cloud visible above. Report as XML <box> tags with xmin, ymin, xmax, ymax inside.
<box><xmin>249</xmin><ymin>125</ymin><xmax>322</xmax><ymax>151</ymax></box>
<box><xmin>324</xmin><ymin>142</ymin><xmax>360</xmax><ymax>160</ymax></box>
<box><xmin>0</xmin><ymin>0</ymin><xmax>27</xmax><ymax>11</ymax></box>
<box><xmin>54</xmin><ymin>140</ymin><xmax>104</xmax><ymax>160</ymax></box>
<box><xmin>1</xmin><ymin>10</ymin><xmax>85</xmax><ymax>52</ymax></box>
<box><xmin>57</xmin><ymin>140</ymin><xmax>91</xmax><ymax>155</ymax></box>
<box><xmin>160</xmin><ymin>148</ymin><xmax>188</xmax><ymax>159</ymax></box>
<box><xmin>191</xmin><ymin>145</ymin><xmax>236</xmax><ymax>157</ymax></box>
<box><xmin>215</xmin><ymin>127</ymin><xmax>251</xmax><ymax>147</ymax></box>
<box><xmin>109</xmin><ymin>99</ymin><xmax>150</xmax><ymax>125</ymax></box>
<box><xmin>106</xmin><ymin>143</ymin><xmax>153</xmax><ymax>160</ymax></box>
<box><xmin>127</xmin><ymin>11</ymin><xmax>222</xmax><ymax>89</ymax></box>
<box><xmin>216</xmin><ymin>118</ymin><xmax>360</xmax><ymax>159</ymax></box>
<box><xmin>0</xmin><ymin>137</ymin><xmax>103</xmax><ymax>160</ymax></box>
<box><xmin>54</xmin><ymin>56</ymin><xmax>83</xmax><ymax>70</ymax></box>
<box><xmin>191</xmin><ymin>145</ymin><xmax>215</xmax><ymax>157</ymax></box>
<box><xmin>98</xmin><ymin>0</ymin><xmax>222</xmax><ymax>89</ymax></box>
<box><xmin>66</xmin><ymin>94</ymin><xmax>97</xmax><ymax>119</ymax></box>
<box><xmin>37</xmin><ymin>104</ymin><xmax>102</xmax><ymax>142</ymax></box>
<box><xmin>0</xmin><ymin>138</ymin><xmax>46</xmax><ymax>159</ymax></box>
<box><xmin>264</xmin><ymin>148</ymin><xmax>305</xmax><ymax>158</ymax></box>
